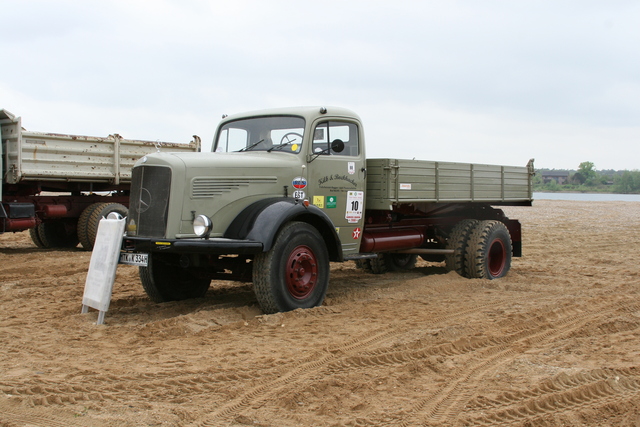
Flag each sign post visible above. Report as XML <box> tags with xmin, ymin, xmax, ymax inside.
<box><xmin>81</xmin><ymin>217</ymin><xmax>126</xmax><ymax>324</ymax></box>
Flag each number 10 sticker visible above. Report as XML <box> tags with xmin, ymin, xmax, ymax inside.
<box><xmin>345</xmin><ymin>191</ymin><xmax>364</xmax><ymax>223</ymax></box>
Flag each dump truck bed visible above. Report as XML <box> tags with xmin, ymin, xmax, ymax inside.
<box><xmin>1</xmin><ymin>109</ymin><xmax>199</xmax><ymax>185</ymax></box>
<box><xmin>365</xmin><ymin>158</ymin><xmax>534</xmax><ymax>209</ymax></box>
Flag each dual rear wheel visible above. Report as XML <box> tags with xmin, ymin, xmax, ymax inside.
<box><xmin>28</xmin><ymin>202</ymin><xmax>129</xmax><ymax>250</ymax></box>
<box><xmin>77</xmin><ymin>202</ymin><xmax>128</xmax><ymax>251</ymax></box>
<box><xmin>29</xmin><ymin>221</ymin><xmax>79</xmax><ymax>248</ymax></box>
<box><xmin>446</xmin><ymin>219</ymin><xmax>512</xmax><ymax>279</ymax></box>
<box><xmin>354</xmin><ymin>219</ymin><xmax>512</xmax><ymax>280</ymax></box>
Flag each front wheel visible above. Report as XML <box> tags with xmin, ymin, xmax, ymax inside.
<box><xmin>253</xmin><ymin>222</ymin><xmax>329</xmax><ymax>314</ymax></box>
<box><xmin>465</xmin><ymin>220</ymin><xmax>512</xmax><ymax>279</ymax></box>
<box><xmin>139</xmin><ymin>253</ymin><xmax>211</xmax><ymax>302</ymax></box>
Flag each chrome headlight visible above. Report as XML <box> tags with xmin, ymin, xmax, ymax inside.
<box><xmin>193</xmin><ymin>215</ymin><xmax>212</xmax><ymax>237</ymax></box>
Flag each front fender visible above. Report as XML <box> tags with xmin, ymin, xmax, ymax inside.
<box><xmin>225</xmin><ymin>198</ymin><xmax>343</xmax><ymax>261</ymax></box>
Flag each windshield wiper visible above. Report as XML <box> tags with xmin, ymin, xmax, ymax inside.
<box><xmin>267</xmin><ymin>141</ymin><xmax>293</xmax><ymax>152</ymax></box>
<box><xmin>236</xmin><ymin>139</ymin><xmax>264</xmax><ymax>152</ymax></box>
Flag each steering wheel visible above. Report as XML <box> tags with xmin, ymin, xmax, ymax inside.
<box><xmin>279</xmin><ymin>132</ymin><xmax>303</xmax><ymax>146</ymax></box>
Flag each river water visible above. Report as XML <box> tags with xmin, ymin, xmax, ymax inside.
<box><xmin>533</xmin><ymin>192</ymin><xmax>640</xmax><ymax>202</ymax></box>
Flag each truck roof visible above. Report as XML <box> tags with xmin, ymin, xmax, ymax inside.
<box><xmin>220</xmin><ymin>106</ymin><xmax>361</xmax><ymax>124</ymax></box>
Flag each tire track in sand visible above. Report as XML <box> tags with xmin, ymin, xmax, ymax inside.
<box><xmin>185</xmin><ymin>299</ymin><xmax>524</xmax><ymax>426</ymax></box>
<box><xmin>464</xmin><ymin>367</ymin><xmax>640</xmax><ymax>426</ymax></box>
<box><xmin>0</xmin><ymin>399</ymin><xmax>99</xmax><ymax>427</ymax></box>
<box><xmin>394</xmin><ymin>299</ymin><xmax>638</xmax><ymax>426</ymax></box>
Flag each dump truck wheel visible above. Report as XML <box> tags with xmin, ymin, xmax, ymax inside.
<box><xmin>77</xmin><ymin>203</ymin><xmax>104</xmax><ymax>250</ymax></box>
<box><xmin>465</xmin><ymin>220</ymin><xmax>512</xmax><ymax>279</ymax></box>
<box><xmin>387</xmin><ymin>253</ymin><xmax>418</xmax><ymax>270</ymax></box>
<box><xmin>369</xmin><ymin>253</ymin><xmax>418</xmax><ymax>274</ymax></box>
<box><xmin>85</xmin><ymin>203</ymin><xmax>128</xmax><ymax>251</ymax></box>
<box><xmin>253</xmin><ymin>222</ymin><xmax>329</xmax><ymax>314</ymax></box>
<box><xmin>445</xmin><ymin>219</ymin><xmax>479</xmax><ymax>277</ymax></box>
<box><xmin>354</xmin><ymin>259</ymin><xmax>373</xmax><ymax>272</ymax></box>
<box><xmin>139</xmin><ymin>253</ymin><xmax>211</xmax><ymax>302</ymax></box>
<box><xmin>29</xmin><ymin>226</ymin><xmax>46</xmax><ymax>248</ymax></box>
<box><xmin>37</xmin><ymin>221</ymin><xmax>79</xmax><ymax>248</ymax></box>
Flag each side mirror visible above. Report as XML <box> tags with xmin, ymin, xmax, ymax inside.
<box><xmin>331</xmin><ymin>139</ymin><xmax>345</xmax><ymax>153</ymax></box>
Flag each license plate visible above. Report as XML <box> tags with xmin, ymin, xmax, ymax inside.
<box><xmin>119</xmin><ymin>252</ymin><xmax>148</xmax><ymax>266</ymax></box>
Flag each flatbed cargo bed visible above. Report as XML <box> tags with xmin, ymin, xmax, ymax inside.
<box><xmin>365</xmin><ymin>158</ymin><xmax>534</xmax><ymax>209</ymax></box>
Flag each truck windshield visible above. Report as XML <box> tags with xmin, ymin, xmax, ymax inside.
<box><xmin>214</xmin><ymin>116</ymin><xmax>305</xmax><ymax>154</ymax></box>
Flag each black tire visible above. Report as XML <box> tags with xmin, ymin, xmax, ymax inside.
<box><xmin>465</xmin><ymin>220</ymin><xmax>512</xmax><ymax>279</ymax></box>
<box><xmin>445</xmin><ymin>219</ymin><xmax>479</xmax><ymax>277</ymax></box>
<box><xmin>388</xmin><ymin>253</ymin><xmax>418</xmax><ymax>270</ymax></box>
<box><xmin>369</xmin><ymin>253</ymin><xmax>418</xmax><ymax>274</ymax></box>
<box><xmin>77</xmin><ymin>203</ymin><xmax>104</xmax><ymax>250</ymax></box>
<box><xmin>37</xmin><ymin>221</ymin><xmax>79</xmax><ymax>248</ymax></box>
<box><xmin>85</xmin><ymin>203</ymin><xmax>128</xmax><ymax>251</ymax></box>
<box><xmin>253</xmin><ymin>222</ymin><xmax>330</xmax><ymax>314</ymax></box>
<box><xmin>354</xmin><ymin>258</ymin><xmax>373</xmax><ymax>273</ymax></box>
<box><xmin>419</xmin><ymin>254</ymin><xmax>446</xmax><ymax>263</ymax></box>
<box><xmin>139</xmin><ymin>253</ymin><xmax>211</xmax><ymax>302</ymax></box>
<box><xmin>29</xmin><ymin>226</ymin><xmax>46</xmax><ymax>248</ymax></box>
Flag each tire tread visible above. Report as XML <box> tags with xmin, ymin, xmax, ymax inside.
<box><xmin>446</xmin><ymin>219</ymin><xmax>479</xmax><ymax>277</ymax></box>
<box><xmin>77</xmin><ymin>203</ymin><xmax>104</xmax><ymax>250</ymax></box>
<box><xmin>85</xmin><ymin>203</ymin><xmax>128</xmax><ymax>251</ymax></box>
<box><xmin>252</xmin><ymin>221</ymin><xmax>329</xmax><ymax>314</ymax></box>
<box><xmin>465</xmin><ymin>220</ymin><xmax>512</xmax><ymax>279</ymax></box>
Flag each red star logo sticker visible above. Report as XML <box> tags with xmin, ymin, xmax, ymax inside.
<box><xmin>352</xmin><ymin>228</ymin><xmax>361</xmax><ymax>239</ymax></box>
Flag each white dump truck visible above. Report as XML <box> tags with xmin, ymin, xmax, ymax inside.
<box><xmin>1</xmin><ymin>108</ymin><xmax>200</xmax><ymax>249</ymax></box>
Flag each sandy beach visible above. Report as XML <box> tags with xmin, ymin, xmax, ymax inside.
<box><xmin>1</xmin><ymin>199</ymin><xmax>639</xmax><ymax>426</ymax></box>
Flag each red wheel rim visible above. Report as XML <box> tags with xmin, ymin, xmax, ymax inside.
<box><xmin>488</xmin><ymin>239</ymin><xmax>506</xmax><ymax>277</ymax></box>
<box><xmin>286</xmin><ymin>245</ymin><xmax>318</xmax><ymax>299</ymax></box>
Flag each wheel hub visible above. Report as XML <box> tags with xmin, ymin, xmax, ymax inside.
<box><xmin>286</xmin><ymin>246</ymin><xmax>318</xmax><ymax>299</ymax></box>
<box><xmin>488</xmin><ymin>239</ymin><xmax>506</xmax><ymax>277</ymax></box>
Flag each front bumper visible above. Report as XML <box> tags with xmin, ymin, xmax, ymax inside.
<box><xmin>123</xmin><ymin>236</ymin><xmax>263</xmax><ymax>255</ymax></box>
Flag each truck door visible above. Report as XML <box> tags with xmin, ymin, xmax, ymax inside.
<box><xmin>305</xmin><ymin>119</ymin><xmax>366</xmax><ymax>257</ymax></box>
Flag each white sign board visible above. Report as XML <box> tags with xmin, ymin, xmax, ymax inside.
<box><xmin>81</xmin><ymin>218</ymin><xmax>126</xmax><ymax>324</ymax></box>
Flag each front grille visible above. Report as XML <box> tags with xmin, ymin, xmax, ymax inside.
<box><xmin>128</xmin><ymin>166</ymin><xmax>172</xmax><ymax>237</ymax></box>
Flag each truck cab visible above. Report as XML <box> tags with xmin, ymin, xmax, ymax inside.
<box><xmin>124</xmin><ymin>107</ymin><xmax>367</xmax><ymax>312</ymax></box>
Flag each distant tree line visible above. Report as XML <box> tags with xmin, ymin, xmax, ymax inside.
<box><xmin>534</xmin><ymin>162</ymin><xmax>640</xmax><ymax>194</ymax></box>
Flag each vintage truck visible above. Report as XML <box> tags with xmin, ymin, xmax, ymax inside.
<box><xmin>121</xmin><ymin>106</ymin><xmax>534</xmax><ymax>313</ymax></box>
<box><xmin>1</xmin><ymin>108</ymin><xmax>200</xmax><ymax>250</ymax></box>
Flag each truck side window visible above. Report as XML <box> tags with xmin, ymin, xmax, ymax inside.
<box><xmin>313</xmin><ymin>121</ymin><xmax>359</xmax><ymax>156</ymax></box>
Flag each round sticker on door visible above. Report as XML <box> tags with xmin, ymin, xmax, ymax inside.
<box><xmin>292</xmin><ymin>177</ymin><xmax>307</xmax><ymax>189</ymax></box>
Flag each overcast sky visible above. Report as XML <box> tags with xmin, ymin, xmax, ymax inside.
<box><xmin>1</xmin><ymin>0</ymin><xmax>639</xmax><ymax>170</ymax></box>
